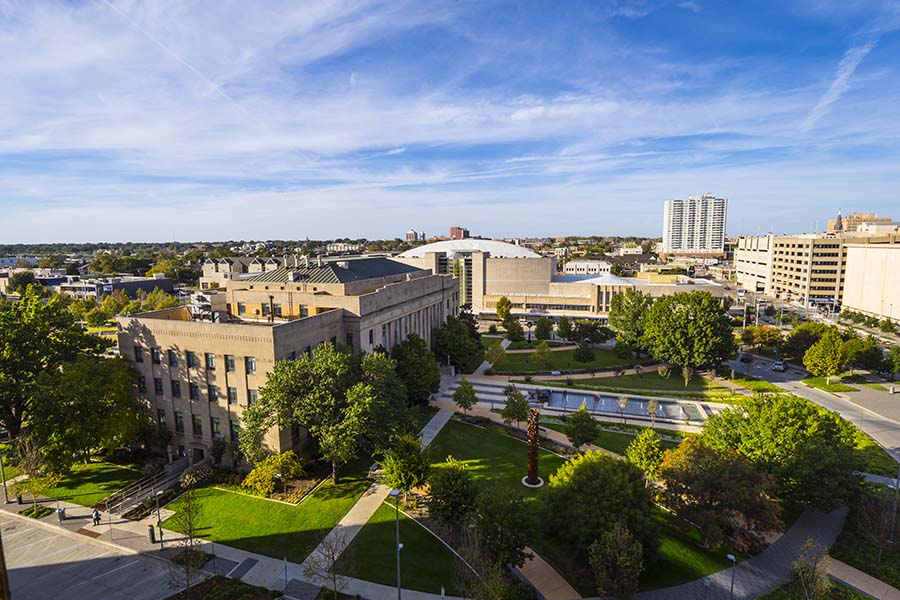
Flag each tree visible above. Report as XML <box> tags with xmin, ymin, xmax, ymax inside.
<box><xmin>168</xmin><ymin>486</ymin><xmax>205</xmax><ymax>599</ymax></box>
<box><xmin>0</xmin><ymin>287</ymin><xmax>110</xmax><ymax>439</ymax></box>
<box><xmin>543</xmin><ymin>451</ymin><xmax>657</xmax><ymax>562</ymax></box>
<box><xmin>641</xmin><ymin>292</ymin><xmax>736</xmax><ymax>385</ymax></box>
<box><xmin>240</xmin><ymin>344</ymin><xmax>406</xmax><ymax>483</ymax></box>
<box><xmin>532</xmin><ymin>340</ymin><xmax>553</xmax><ymax>371</ymax></box>
<box><xmin>588</xmin><ymin>523</ymin><xmax>643</xmax><ymax>600</ymax></box>
<box><xmin>500</xmin><ymin>386</ymin><xmax>529</xmax><ymax>430</ymax></box>
<box><xmin>617</xmin><ymin>395</ymin><xmax>629</xmax><ymax>424</ymax></box>
<box><xmin>785</xmin><ymin>322</ymin><xmax>831</xmax><ymax>359</ymax></box>
<box><xmin>793</xmin><ymin>539</ymin><xmax>831</xmax><ymax>600</ymax></box>
<box><xmin>495</xmin><ymin>296</ymin><xmax>512</xmax><ymax>323</ymax></box>
<box><xmin>6</xmin><ymin>271</ymin><xmax>38</xmax><ymax>295</ymax></box>
<box><xmin>210</xmin><ymin>438</ymin><xmax>228</xmax><ymax>465</ymax></box>
<box><xmin>557</xmin><ymin>316</ymin><xmax>574</xmax><ymax>341</ymax></box>
<box><xmin>381</xmin><ymin>433</ymin><xmax>431</xmax><ymax>502</ymax></box>
<box><xmin>304</xmin><ymin>525</ymin><xmax>353</xmax><ymax>600</ymax></box>
<box><xmin>429</xmin><ymin>456</ymin><xmax>478</xmax><ymax>532</ymax></box>
<box><xmin>853</xmin><ymin>486</ymin><xmax>897</xmax><ymax>566</ymax></box>
<box><xmin>391</xmin><ymin>334</ymin><xmax>441</xmax><ymax>406</ymax></box>
<box><xmin>505</xmin><ymin>318</ymin><xmax>524</xmax><ymax>342</ymax></box>
<box><xmin>608</xmin><ymin>289</ymin><xmax>653</xmax><ymax>356</ymax></box>
<box><xmin>241</xmin><ymin>451</ymin><xmax>305</xmax><ymax>496</ymax></box>
<box><xmin>574</xmin><ymin>340</ymin><xmax>595</xmax><ymax>363</ymax></box>
<box><xmin>703</xmin><ymin>394</ymin><xmax>861</xmax><ymax>510</ymax></box>
<box><xmin>534</xmin><ymin>317</ymin><xmax>553</xmax><ymax>341</ymax></box>
<box><xmin>485</xmin><ymin>340</ymin><xmax>506</xmax><ymax>367</ymax></box>
<box><xmin>625</xmin><ymin>429</ymin><xmax>664</xmax><ymax>480</ymax></box>
<box><xmin>659</xmin><ymin>436</ymin><xmax>780</xmax><ymax>549</ymax></box>
<box><xmin>566</xmin><ymin>404</ymin><xmax>598</xmax><ymax>451</ymax></box>
<box><xmin>803</xmin><ymin>328</ymin><xmax>844</xmax><ymax>384</ymax></box>
<box><xmin>887</xmin><ymin>346</ymin><xmax>900</xmax><ymax>380</ymax></box>
<box><xmin>573</xmin><ymin>320</ymin><xmax>613</xmax><ymax>344</ymax></box>
<box><xmin>843</xmin><ymin>335</ymin><xmax>884</xmax><ymax>373</ymax></box>
<box><xmin>474</xmin><ymin>486</ymin><xmax>535</xmax><ymax>568</ymax></box>
<box><xmin>31</xmin><ymin>355</ymin><xmax>145</xmax><ymax>472</ymax></box>
<box><xmin>12</xmin><ymin>444</ymin><xmax>61</xmax><ymax>515</ymax></box>
<box><xmin>434</xmin><ymin>316</ymin><xmax>483</xmax><ymax>371</ymax></box>
<box><xmin>453</xmin><ymin>377</ymin><xmax>477</xmax><ymax>415</ymax></box>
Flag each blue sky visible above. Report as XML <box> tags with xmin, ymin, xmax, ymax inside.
<box><xmin>2</xmin><ymin>0</ymin><xmax>899</xmax><ymax>242</ymax></box>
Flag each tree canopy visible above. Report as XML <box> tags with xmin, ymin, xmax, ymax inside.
<box><xmin>434</xmin><ymin>315</ymin><xmax>483</xmax><ymax>371</ymax></box>
<box><xmin>565</xmin><ymin>404</ymin><xmax>598</xmax><ymax>451</ymax></box>
<box><xmin>608</xmin><ymin>289</ymin><xmax>653</xmax><ymax>354</ymax></box>
<box><xmin>803</xmin><ymin>328</ymin><xmax>844</xmax><ymax>383</ymax></box>
<box><xmin>495</xmin><ymin>296</ymin><xmax>512</xmax><ymax>323</ymax></box>
<box><xmin>625</xmin><ymin>429</ymin><xmax>665</xmax><ymax>480</ymax></box>
<box><xmin>391</xmin><ymin>334</ymin><xmax>441</xmax><ymax>406</ymax></box>
<box><xmin>534</xmin><ymin>317</ymin><xmax>553</xmax><ymax>341</ymax></box>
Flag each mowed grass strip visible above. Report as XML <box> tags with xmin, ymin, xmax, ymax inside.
<box><xmin>496</xmin><ymin>348</ymin><xmax>637</xmax><ymax>374</ymax></box>
<box><xmin>337</xmin><ymin>502</ymin><xmax>464</xmax><ymax>595</ymax></box>
<box><xmin>428</xmin><ymin>419</ymin><xmax>566</xmax><ymax>497</ymax></box>
<box><xmin>541</xmin><ymin>422</ymin><xmax>680</xmax><ymax>456</ymax></box>
<box><xmin>46</xmin><ymin>462</ymin><xmax>143</xmax><ymax>507</ymax></box>
<box><xmin>163</xmin><ymin>466</ymin><xmax>371</xmax><ymax>564</ymax></box>
<box><xmin>533</xmin><ymin>372</ymin><xmax>737</xmax><ymax>399</ymax></box>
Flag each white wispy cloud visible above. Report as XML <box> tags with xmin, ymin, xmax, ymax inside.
<box><xmin>801</xmin><ymin>41</ymin><xmax>877</xmax><ymax>132</ymax></box>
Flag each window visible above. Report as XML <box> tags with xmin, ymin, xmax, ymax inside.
<box><xmin>369</xmin><ymin>329</ymin><xmax>374</xmax><ymax>345</ymax></box>
<box><xmin>299</xmin><ymin>305</ymin><xmax>309</xmax><ymax>318</ymax></box>
<box><xmin>189</xmin><ymin>382</ymin><xmax>200</xmax><ymax>400</ymax></box>
<box><xmin>225</xmin><ymin>354</ymin><xmax>235</xmax><ymax>372</ymax></box>
<box><xmin>230</xmin><ymin>419</ymin><xmax>240</xmax><ymax>440</ymax></box>
<box><xmin>247</xmin><ymin>389</ymin><xmax>258</xmax><ymax>405</ymax></box>
<box><xmin>208</xmin><ymin>384</ymin><xmax>218</xmax><ymax>402</ymax></box>
<box><xmin>205</xmin><ymin>353</ymin><xmax>215</xmax><ymax>370</ymax></box>
<box><xmin>171</xmin><ymin>380</ymin><xmax>181</xmax><ymax>398</ymax></box>
<box><xmin>237</xmin><ymin>302</ymin><xmax>246</xmax><ymax>316</ymax></box>
<box><xmin>157</xmin><ymin>409</ymin><xmax>167</xmax><ymax>428</ymax></box>
<box><xmin>211</xmin><ymin>417</ymin><xmax>221</xmax><ymax>439</ymax></box>
<box><xmin>151</xmin><ymin>348</ymin><xmax>161</xmax><ymax>364</ymax></box>
<box><xmin>245</xmin><ymin>356</ymin><xmax>256</xmax><ymax>374</ymax></box>
<box><xmin>261</xmin><ymin>303</ymin><xmax>270</xmax><ymax>317</ymax></box>
<box><xmin>192</xmin><ymin>415</ymin><xmax>203</xmax><ymax>436</ymax></box>
<box><xmin>186</xmin><ymin>351</ymin><xmax>198</xmax><ymax>368</ymax></box>
<box><xmin>137</xmin><ymin>375</ymin><xmax>147</xmax><ymax>393</ymax></box>
<box><xmin>154</xmin><ymin>377</ymin><xmax>164</xmax><ymax>395</ymax></box>
<box><xmin>274</xmin><ymin>303</ymin><xmax>282</xmax><ymax>317</ymax></box>
<box><xmin>174</xmin><ymin>412</ymin><xmax>184</xmax><ymax>433</ymax></box>
<box><xmin>346</xmin><ymin>332</ymin><xmax>353</xmax><ymax>347</ymax></box>
<box><xmin>227</xmin><ymin>387</ymin><xmax>238</xmax><ymax>405</ymax></box>
<box><xmin>168</xmin><ymin>349</ymin><xmax>179</xmax><ymax>367</ymax></box>
<box><xmin>134</xmin><ymin>347</ymin><xmax>144</xmax><ymax>363</ymax></box>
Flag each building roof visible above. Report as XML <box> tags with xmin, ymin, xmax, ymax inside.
<box><xmin>397</xmin><ymin>239</ymin><xmax>540</xmax><ymax>259</ymax></box>
<box><xmin>553</xmin><ymin>274</ymin><xmax>636</xmax><ymax>285</ymax></box>
<box><xmin>242</xmin><ymin>256</ymin><xmax>423</xmax><ymax>284</ymax></box>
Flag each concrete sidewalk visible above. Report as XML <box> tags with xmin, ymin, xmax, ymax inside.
<box><xmin>830</xmin><ymin>559</ymin><xmax>900</xmax><ymax>600</ymax></box>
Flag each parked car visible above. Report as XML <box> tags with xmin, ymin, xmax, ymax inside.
<box><xmin>738</xmin><ymin>352</ymin><xmax>753</xmax><ymax>363</ymax></box>
<box><xmin>771</xmin><ymin>360</ymin><xmax>786</xmax><ymax>372</ymax></box>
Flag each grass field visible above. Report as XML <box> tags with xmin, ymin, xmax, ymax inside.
<box><xmin>163</xmin><ymin>462</ymin><xmax>371</xmax><ymax>564</ymax></box>
<box><xmin>337</xmin><ymin>502</ymin><xmax>464</xmax><ymax>595</ymax></box>
<box><xmin>531</xmin><ymin>372</ymin><xmax>739</xmax><ymax>400</ymax></box>
<box><xmin>759</xmin><ymin>580</ymin><xmax>869</xmax><ymax>599</ymax></box>
<box><xmin>853</xmin><ymin>430</ymin><xmax>899</xmax><ymax>477</ymax></box>
<box><xmin>802</xmin><ymin>376</ymin><xmax>858</xmax><ymax>393</ymax></box>
<box><xmin>46</xmin><ymin>462</ymin><xmax>143</xmax><ymax>507</ymax></box>
<box><xmin>495</xmin><ymin>348</ymin><xmax>641</xmax><ymax>374</ymax></box>
<box><xmin>428</xmin><ymin>419</ymin><xmax>567</xmax><ymax>497</ymax></box>
<box><xmin>829</xmin><ymin>493</ymin><xmax>900</xmax><ymax>592</ymax></box>
<box><xmin>540</xmin><ymin>422</ymin><xmax>680</xmax><ymax>455</ymax></box>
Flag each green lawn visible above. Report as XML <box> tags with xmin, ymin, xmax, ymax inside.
<box><xmin>495</xmin><ymin>348</ymin><xmax>639</xmax><ymax>374</ymax></box>
<box><xmin>337</xmin><ymin>502</ymin><xmax>464</xmax><ymax>595</ymax></box>
<box><xmin>729</xmin><ymin>372</ymin><xmax>784</xmax><ymax>394</ymax></box>
<box><xmin>531</xmin><ymin>372</ymin><xmax>738</xmax><ymax>400</ymax></box>
<box><xmin>853</xmin><ymin>430</ymin><xmax>899</xmax><ymax>477</ymax></box>
<box><xmin>0</xmin><ymin>444</ymin><xmax>18</xmax><ymax>480</ymax></box>
<box><xmin>163</xmin><ymin>463</ymin><xmax>371</xmax><ymax>564</ymax></box>
<box><xmin>862</xmin><ymin>382</ymin><xmax>890</xmax><ymax>392</ymax></box>
<box><xmin>428</xmin><ymin>419</ymin><xmax>567</xmax><ymax>497</ymax></box>
<box><xmin>46</xmin><ymin>462</ymin><xmax>143</xmax><ymax>507</ymax></box>
<box><xmin>802</xmin><ymin>377</ymin><xmax>859</xmax><ymax>393</ymax></box>
<box><xmin>541</xmin><ymin>422</ymin><xmax>680</xmax><ymax>455</ymax></box>
<box><xmin>759</xmin><ymin>580</ymin><xmax>869</xmax><ymax>599</ymax></box>
<box><xmin>482</xmin><ymin>336</ymin><xmax>503</xmax><ymax>349</ymax></box>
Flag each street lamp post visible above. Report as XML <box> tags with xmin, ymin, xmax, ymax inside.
<box><xmin>526</xmin><ymin>321</ymin><xmax>533</xmax><ymax>343</ymax></box>
<box><xmin>389</xmin><ymin>488</ymin><xmax>402</xmax><ymax>600</ymax></box>
<box><xmin>155</xmin><ymin>491</ymin><xmax>164</xmax><ymax>548</ymax></box>
<box><xmin>0</xmin><ymin>448</ymin><xmax>8</xmax><ymax>504</ymax></box>
<box><xmin>727</xmin><ymin>553</ymin><xmax>736</xmax><ymax>600</ymax></box>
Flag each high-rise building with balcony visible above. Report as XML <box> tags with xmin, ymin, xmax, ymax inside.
<box><xmin>661</xmin><ymin>194</ymin><xmax>728</xmax><ymax>257</ymax></box>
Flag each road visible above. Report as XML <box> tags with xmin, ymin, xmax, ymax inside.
<box><xmin>728</xmin><ymin>354</ymin><xmax>900</xmax><ymax>460</ymax></box>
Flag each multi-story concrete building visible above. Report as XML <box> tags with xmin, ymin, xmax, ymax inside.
<box><xmin>734</xmin><ymin>232</ymin><xmax>900</xmax><ymax>308</ymax></box>
<box><xmin>116</xmin><ymin>256</ymin><xmax>457</xmax><ymax>464</ymax></box>
<box><xmin>827</xmin><ymin>212</ymin><xmax>893</xmax><ymax>233</ymax></box>
<box><xmin>397</xmin><ymin>239</ymin><xmax>723</xmax><ymax>323</ymax></box>
<box><xmin>449</xmin><ymin>226</ymin><xmax>470</xmax><ymax>240</ymax></box>
<box><xmin>58</xmin><ymin>274</ymin><xmax>174</xmax><ymax>299</ymax></box>
<box><xmin>563</xmin><ymin>260</ymin><xmax>611</xmax><ymax>276</ymax></box>
<box><xmin>199</xmin><ymin>257</ymin><xmax>284</xmax><ymax>289</ymax></box>
<box><xmin>661</xmin><ymin>194</ymin><xmax>728</xmax><ymax>257</ymax></box>
<box><xmin>841</xmin><ymin>240</ymin><xmax>900</xmax><ymax>324</ymax></box>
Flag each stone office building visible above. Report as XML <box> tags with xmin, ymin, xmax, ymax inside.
<box><xmin>116</xmin><ymin>256</ymin><xmax>458</xmax><ymax>465</ymax></box>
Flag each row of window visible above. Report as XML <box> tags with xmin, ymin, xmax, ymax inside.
<box><xmin>160</xmin><ymin>409</ymin><xmax>238</xmax><ymax>440</ymax></box>
<box><xmin>235</xmin><ymin>302</ymin><xmax>310</xmax><ymax>318</ymax></box>
<box><xmin>134</xmin><ymin>347</ymin><xmax>256</xmax><ymax>374</ymax></box>
<box><xmin>139</xmin><ymin>375</ymin><xmax>257</xmax><ymax>404</ymax></box>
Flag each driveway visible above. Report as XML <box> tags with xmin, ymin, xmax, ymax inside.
<box><xmin>1</xmin><ymin>512</ymin><xmax>175</xmax><ymax>600</ymax></box>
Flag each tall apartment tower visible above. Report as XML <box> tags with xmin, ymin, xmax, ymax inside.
<box><xmin>450</xmin><ymin>226</ymin><xmax>470</xmax><ymax>240</ymax></box>
<box><xmin>662</xmin><ymin>194</ymin><xmax>728</xmax><ymax>256</ymax></box>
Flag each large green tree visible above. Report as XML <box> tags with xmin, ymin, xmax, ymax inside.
<box><xmin>588</xmin><ymin>523</ymin><xmax>643</xmax><ymax>600</ymax></box>
<box><xmin>784</xmin><ymin>322</ymin><xmax>831</xmax><ymax>359</ymax></box>
<box><xmin>434</xmin><ymin>315</ymin><xmax>483</xmax><ymax>371</ymax></box>
<box><xmin>803</xmin><ymin>328</ymin><xmax>844</xmax><ymax>384</ymax></box>
<box><xmin>429</xmin><ymin>456</ymin><xmax>478</xmax><ymax>532</ymax></box>
<box><xmin>391</xmin><ymin>334</ymin><xmax>441</xmax><ymax>406</ymax></box>
<box><xmin>500</xmin><ymin>386</ymin><xmax>529</xmax><ymax>430</ymax></box>
<box><xmin>239</xmin><ymin>344</ymin><xmax>407</xmax><ymax>482</ymax></box>
<box><xmin>625</xmin><ymin>429</ymin><xmax>665</xmax><ymax>480</ymax></box>
<box><xmin>473</xmin><ymin>486</ymin><xmax>535</xmax><ymax>568</ymax></box>
<box><xmin>534</xmin><ymin>317</ymin><xmax>553</xmax><ymax>341</ymax></box>
<box><xmin>608</xmin><ymin>289</ymin><xmax>653</xmax><ymax>355</ymax></box>
<box><xmin>641</xmin><ymin>291</ymin><xmax>736</xmax><ymax>385</ymax></box>
<box><xmin>702</xmin><ymin>394</ymin><xmax>862</xmax><ymax>509</ymax></box>
<box><xmin>6</xmin><ymin>271</ymin><xmax>38</xmax><ymax>295</ymax></box>
<box><xmin>381</xmin><ymin>433</ymin><xmax>431</xmax><ymax>502</ymax></box>
<box><xmin>543</xmin><ymin>450</ymin><xmax>657</xmax><ymax>562</ymax></box>
<box><xmin>453</xmin><ymin>377</ymin><xmax>477</xmax><ymax>415</ymax></box>
<box><xmin>495</xmin><ymin>296</ymin><xmax>512</xmax><ymax>323</ymax></box>
<box><xmin>0</xmin><ymin>288</ymin><xmax>109</xmax><ymax>438</ymax></box>
<box><xmin>659</xmin><ymin>436</ymin><xmax>781</xmax><ymax>549</ymax></box>
<box><xmin>566</xmin><ymin>404</ymin><xmax>598</xmax><ymax>451</ymax></box>
<box><xmin>557</xmin><ymin>316</ymin><xmax>574</xmax><ymax>341</ymax></box>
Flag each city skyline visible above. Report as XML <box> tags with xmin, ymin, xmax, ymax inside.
<box><xmin>2</xmin><ymin>1</ymin><xmax>900</xmax><ymax>242</ymax></box>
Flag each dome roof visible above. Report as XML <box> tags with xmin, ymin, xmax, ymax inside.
<box><xmin>398</xmin><ymin>239</ymin><xmax>541</xmax><ymax>259</ymax></box>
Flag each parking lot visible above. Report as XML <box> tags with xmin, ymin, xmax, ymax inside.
<box><xmin>1</xmin><ymin>512</ymin><xmax>174</xmax><ymax>600</ymax></box>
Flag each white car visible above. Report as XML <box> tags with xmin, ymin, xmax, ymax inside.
<box><xmin>771</xmin><ymin>360</ymin><xmax>786</xmax><ymax>372</ymax></box>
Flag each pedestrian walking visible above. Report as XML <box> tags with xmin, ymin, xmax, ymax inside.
<box><xmin>92</xmin><ymin>507</ymin><xmax>101</xmax><ymax>526</ymax></box>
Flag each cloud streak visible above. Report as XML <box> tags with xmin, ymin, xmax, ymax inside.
<box><xmin>802</xmin><ymin>41</ymin><xmax>877</xmax><ymax>132</ymax></box>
